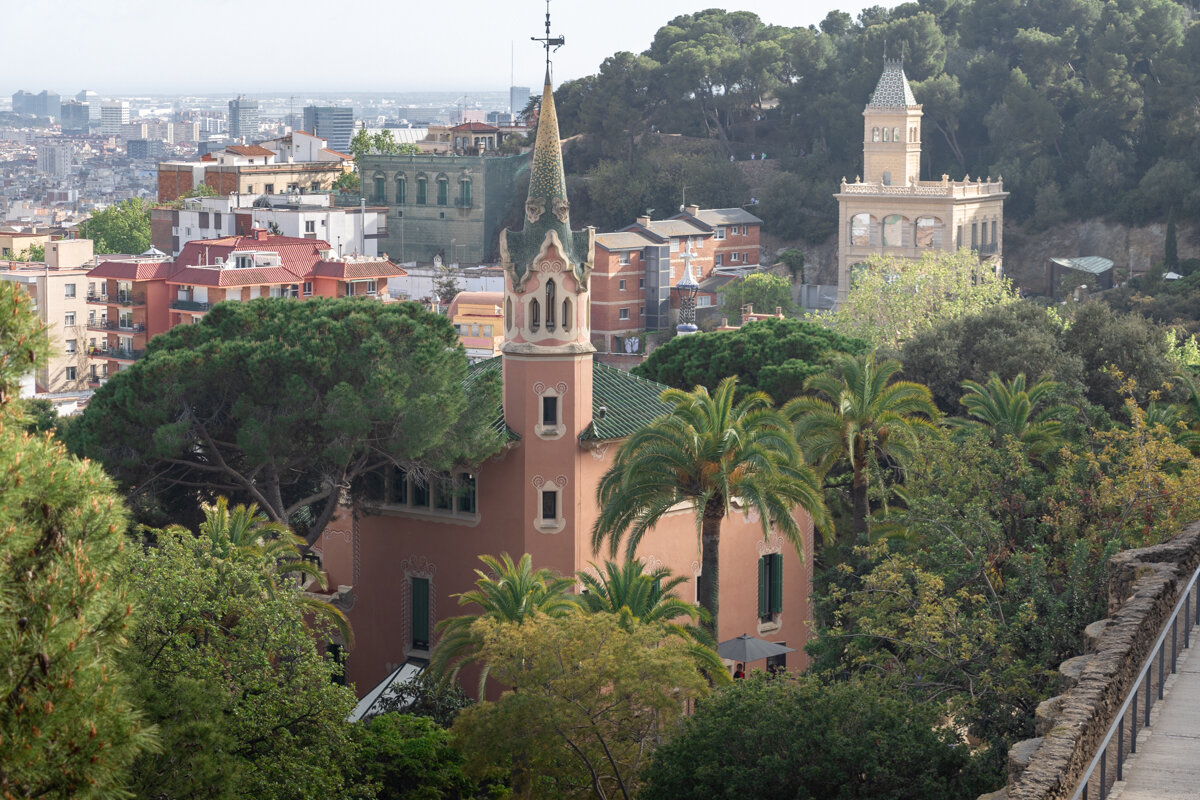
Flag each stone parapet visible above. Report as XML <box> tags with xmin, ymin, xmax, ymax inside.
<box><xmin>837</xmin><ymin>175</ymin><xmax>1006</xmax><ymax>198</ymax></box>
<box><xmin>976</xmin><ymin>521</ymin><xmax>1200</xmax><ymax>800</ymax></box>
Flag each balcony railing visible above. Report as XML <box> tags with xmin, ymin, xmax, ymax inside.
<box><xmin>88</xmin><ymin>346</ymin><xmax>144</xmax><ymax>361</ymax></box>
<box><xmin>112</xmin><ymin>292</ymin><xmax>145</xmax><ymax>306</ymax></box>
<box><xmin>171</xmin><ymin>299</ymin><xmax>212</xmax><ymax>312</ymax></box>
<box><xmin>977</xmin><ymin>242</ymin><xmax>1000</xmax><ymax>255</ymax></box>
<box><xmin>86</xmin><ymin>292</ymin><xmax>108</xmax><ymax>303</ymax></box>
<box><xmin>454</xmin><ymin>198</ymin><xmax>474</xmax><ymax>209</ymax></box>
<box><xmin>87</xmin><ymin>320</ymin><xmax>146</xmax><ymax>333</ymax></box>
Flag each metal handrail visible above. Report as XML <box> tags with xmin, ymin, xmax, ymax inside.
<box><xmin>1071</xmin><ymin>559</ymin><xmax>1200</xmax><ymax>800</ymax></box>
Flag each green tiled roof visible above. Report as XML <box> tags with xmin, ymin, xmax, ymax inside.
<box><xmin>584</xmin><ymin>362</ymin><xmax>673</xmax><ymax>441</ymax></box>
<box><xmin>465</xmin><ymin>356</ymin><xmax>519</xmax><ymax>441</ymax></box>
<box><xmin>466</xmin><ymin>356</ymin><xmax>672</xmax><ymax>442</ymax></box>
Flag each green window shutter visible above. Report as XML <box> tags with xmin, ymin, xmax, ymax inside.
<box><xmin>411</xmin><ymin>577</ymin><xmax>430</xmax><ymax>648</ymax></box>
<box><xmin>757</xmin><ymin>557</ymin><xmax>768</xmax><ymax>617</ymax></box>
<box><xmin>770</xmin><ymin>554</ymin><xmax>783</xmax><ymax>615</ymax></box>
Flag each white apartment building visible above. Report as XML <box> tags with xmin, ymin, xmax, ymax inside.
<box><xmin>36</xmin><ymin>143</ymin><xmax>72</xmax><ymax>176</ymax></box>
<box><xmin>100</xmin><ymin>101</ymin><xmax>130</xmax><ymax>136</ymax></box>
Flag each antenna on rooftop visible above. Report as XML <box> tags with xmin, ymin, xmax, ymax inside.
<box><xmin>531</xmin><ymin>0</ymin><xmax>565</xmax><ymax>80</ymax></box>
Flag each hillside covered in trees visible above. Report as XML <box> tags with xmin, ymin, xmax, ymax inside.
<box><xmin>549</xmin><ymin>0</ymin><xmax>1200</xmax><ymax>241</ymax></box>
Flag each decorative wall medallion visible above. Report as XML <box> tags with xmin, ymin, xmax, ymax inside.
<box><xmin>555</xmin><ymin>475</ymin><xmax>568</xmax><ymax>488</ymax></box>
<box><xmin>532</xmin><ymin>475</ymin><xmax>545</xmax><ymax>489</ymax></box>
<box><xmin>756</xmin><ymin>533</ymin><xmax>783</xmax><ymax>557</ymax></box>
<box><xmin>538</xmin><ymin>259</ymin><xmax>565</xmax><ymax>274</ymax></box>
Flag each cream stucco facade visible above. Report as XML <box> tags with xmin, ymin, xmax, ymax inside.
<box><xmin>835</xmin><ymin>59</ymin><xmax>1007</xmax><ymax>302</ymax></box>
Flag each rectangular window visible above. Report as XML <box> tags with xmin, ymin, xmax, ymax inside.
<box><xmin>305</xmin><ymin>220</ymin><xmax>316</xmax><ymax>233</ymax></box>
<box><xmin>437</xmin><ymin>180</ymin><xmax>448</xmax><ymax>206</ymax></box>
<box><xmin>457</xmin><ymin>473</ymin><xmax>477</xmax><ymax>514</ymax></box>
<box><xmin>542</xmin><ymin>395</ymin><xmax>558</xmax><ymax>426</ymax></box>
<box><xmin>619</xmin><ymin>252</ymin><xmax>630</xmax><ymax>266</ymax></box>
<box><xmin>639</xmin><ymin>278</ymin><xmax>645</xmax><ymax>289</ymax></box>
<box><xmin>619</xmin><ymin>279</ymin><xmax>626</xmax><ymax>291</ymax></box>
<box><xmin>731</xmin><ymin>252</ymin><xmax>741</xmax><ymax>262</ymax></box>
<box><xmin>417</xmin><ymin>181</ymin><xmax>427</xmax><ymax>205</ymax></box>
<box><xmin>65</xmin><ymin>366</ymin><xmax>77</xmax><ymax>381</ymax></box>
<box><xmin>670</xmin><ymin>239</ymin><xmax>679</xmax><ymax>253</ymax></box>
<box><xmin>433</xmin><ymin>474</ymin><xmax>453</xmax><ymax>511</ymax></box>
<box><xmin>265</xmin><ymin>183</ymin><xmax>275</xmax><ymax>195</ymax></box>
<box><xmin>619</xmin><ymin>308</ymin><xmax>630</xmax><ymax>320</ymax></box>
<box><xmin>64</xmin><ymin>283</ymin><xmax>76</xmax><ymax>298</ymax></box>
<box><xmin>303</xmin><ymin>281</ymin><xmax>313</xmax><ymax>296</ymax></box>
<box><xmin>482</xmin><ymin>325</ymin><xmax>492</xmax><ymax>336</ymax></box>
<box><xmin>715</xmin><ymin>226</ymin><xmax>726</xmax><ymax>240</ymax></box>
<box><xmin>412</xmin><ymin>479</ymin><xmax>431</xmax><ymax>508</ymax></box>
<box><xmin>972</xmin><ymin>223</ymin><xmax>978</xmax><ymax>248</ymax></box>
<box><xmin>758</xmin><ymin>554</ymin><xmax>783</xmax><ymax>619</ymax></box>
<box><xmin>365</xmin><ymin>280</ymin><xmax>377</xmax><ymax>295</ymax></box>
<box><xmin>714</xmin><ymin>254</ymin><xmax>723</xmax><ymax>267</ymax></box>
<box><xmin>65</xmin><ymin>338</ymin><xmax>76</xmax><ymax>354</ymax></box>
<box><xmin>411</xmin><ymin>577</ymin><xmax>430</xmax><ymax>649</ymax></box>
<box><xmin>214</xmin><ymin>212</ymin><xmax>222</xmax><ymax>229</ymax></box>
<box><xmin>991</xmin><ymin>220</ymin><xmax>997</xmax><ymax>245</ymax></box>
<box><xmin>64</xmin><ymin>312</ymin><xmax>75</xmax><ymax>327</ymax></box>
<box><xmin>541</xmin><ymin>489</ymin><xmax>557</xmax><ymax>521</ymax></box>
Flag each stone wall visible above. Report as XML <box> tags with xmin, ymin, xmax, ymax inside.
<box><xmin>978</xmin><ymin>521</ymin><xmax>1200</xmax><ymax>800</ymax></box>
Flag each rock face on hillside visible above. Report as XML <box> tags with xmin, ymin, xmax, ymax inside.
<box><xmin>775</xmin><ymin>217</ymin><xmax>1189</xmax><ymax>295</ymax></box>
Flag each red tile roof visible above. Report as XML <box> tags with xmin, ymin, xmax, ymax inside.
<box><xmin>322</xmin><ymin>148</ymin><xmax>354</xmax><ymax>160</ymax></box>
<box><xmin>88</xmin><ymin>259</ymin><xmax>173</xmax><ymax>280</ymax></box>
<box><xmin>312</xmin><ymin>260</ymin><xmax>408</xmax><ymax>280</ymax></box>
<box><xmin>451</xmin><ymin>122</ymin><xmax>500</xmax><ymax>133</ymax></box>
<box><xmin>175</xmin><ymin>234</ymin><xmax>332</xmax><ymax>278</ymax></box>
<box><xmin>169</xmin><ymin>265</ymin><xmax>302</xmax><ymax>287</ymax></box>
<box><xmin>225</xmin><ymin>144</ymin><xmax>276</xmax><ymax>157</ymax></box>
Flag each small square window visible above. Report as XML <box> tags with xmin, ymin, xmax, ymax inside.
<box><xmin>541</xmin><ymin>489</ymin><xmax>557</xmax><ymax>521</ymax></box>
<box><xmin>619</xmin><ymin>308</ymin><xmax>630</xmax><ymax>321</ymax></box>
<box><xmin>305</xmin><ymin>220</ymin><xmax>316</xmax><ymax>233</ymax></box>
<box><xmin>64</xmin><ymin>283</ymin><xmax>76</xmax><ymax>298</ymax></box>
<box><xmin>65</xmin><ymin>366</ymin><xmax>77</xmax><ymax>381</ymax></box>
<box><xmin>64</xmin><ymin>312</ymin><xmax>75</xmax><ymax>327</ymax></box>
<box><xmin>65</xmin><ymin>338</ymin><xmax>77</xmax><ymax>354</ymax></box>
<box><xmin>715</xmin><ymin>227</ymin><xmax>726</xmax><ymax>240</ymax></box>
<box><xmin>303</xmin><ymin>281</ymin><xmax>313</xmax><ymax>296</ymax></box>
<box><xmin>619</xmin><ymin>279</ymin><xmax>626</xmax><ymax>291</ymax></box>
<box><xmin>619</xmin><ymin>253</ymin><xmax>630</xmax><ymax>266</ymax></box>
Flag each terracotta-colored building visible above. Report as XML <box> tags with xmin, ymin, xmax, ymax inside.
<box><xmin>319</xmin><ymin>76</ymin><xmax>814</xmax><ymax>697</ymax></box>
<box><xmin>591</xmin><ymin>206</ymin><xmax>762</xmax><ymax>353</ymax></box>
<box><xmin>85</xmin><ymin>231</ymin><xmax>407</xmax><ymax>380</ymax></box>
<box><xmin>448</xmin><ymin>291</ymin><xmax>504</xmax><ymax>362</ymax></box>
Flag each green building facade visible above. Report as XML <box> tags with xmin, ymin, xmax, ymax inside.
<box><xmin>358</xmin><ymin>151</ymin><xmax>531</xmax><ymax>264</ymax></box>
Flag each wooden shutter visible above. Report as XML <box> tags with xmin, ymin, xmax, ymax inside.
<box><xmin>411</xmin><ymin>577</ymin><xmax>430</xmax><ymax>648</ymax></box>
<box><xmin>757</xmin><ymin>557</ymin><xmax>768</xmax><ymax>617</ymax></box>
<box><xmin>769</xmin><ymin>554</ymin><xmax>783</xmax><ymax>615</ymax></box>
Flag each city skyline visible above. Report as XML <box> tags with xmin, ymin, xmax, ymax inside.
<box><xmin>4</xmin><ymin>0</ymin><xmax>883</xmax><ymax>96</ymax></box>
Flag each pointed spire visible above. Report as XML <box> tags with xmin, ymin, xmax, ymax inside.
<box><xmin>867</xmin><ymin>58</ymin><xmax>918</xmax><ymax>108</ymax></box>
<box><xmin>526</xmin><ymin>70</ymin><xmax>569</xmax><ymax>225</ymax></box>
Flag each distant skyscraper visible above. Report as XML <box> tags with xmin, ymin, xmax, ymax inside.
<box><xmin>36</xmin><ymin>90</ymin><xmax>61</xmax><ymax>118</ymax></box>
<box><xmin>302</xmin><ymin>106</ymin><xmax>354</xmax><ymax>154</ymax></box>
<box><xmin>228</xmin><ymin>96</ymin><xmax>260</xmax><ymax>143</ymax></box>
<box><xmin>37</xmin><ymin>143</ymin><xmax>71</xmax><ymax>176</ymax></box>
<box><xmin>77</xmin><ymin>90</ymin><xmax>101</xmax><ymax>122</ymax></box>
<box><xmin>510</xmin><ymin>86</ymin><xmax>530</xmax><ymax>118</ymax></box>
<box><xmin>100</xmin><ymin>101</ymin><xmax>130</xmax><ymax>136</ymax></box>
<box><xmin>60</xmin><ymin>101</ymin><xmax>90</xmax><ymax>133</ymax></box>
<box><xmin>11</xmin><ymin>90</ymin><xmax>34</xmax><ymax>115</ymax></box>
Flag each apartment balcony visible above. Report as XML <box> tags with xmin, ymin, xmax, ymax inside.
<box><xmin>977</xmin><ymin>242</ymin><xmax>1000</xmax><ymax>256</ymax></box>
<box><xmin>88</xmin><ymin>346</ymin><xmax>144</xmax><ymax>362</ymax></box>
<box><xmin>454</xmin><ymin>198</ymin><xmax>473</xmax><ymax>209</ymax></box>
<box><xmin>86</xmin><ymin>292</ymin><xmax>108</xmax><ymax>304</ymax></box>
<box><xmin>87</xmin><ymin>320</ymin><xmax>146</xmax><ymax>333</ymax></box>
<box><xmin>171</xmin><ymin>299</ymin><xmax>212</xmax><ymax>313</ymax></box>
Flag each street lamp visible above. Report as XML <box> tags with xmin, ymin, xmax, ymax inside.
<box><xmin>674</xmin><ymin>243</ymin><xmax>700</xmax><ymax>335</ymax></box>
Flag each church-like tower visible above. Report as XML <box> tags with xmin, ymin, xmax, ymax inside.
<box><xmin>862</xmin><ymin>58</ymin><xmax>923</xmax><ymax>186</ymax></box>
<box><xmin>498</xmin><ymin>71</ymin><xmax>597</xmax><ymax>560</ymax></box>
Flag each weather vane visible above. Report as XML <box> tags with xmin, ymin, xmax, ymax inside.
<box><xmin>531</xmin><ymin>0</ymin><xmax>565</xmax><ymax>77</ymax></box>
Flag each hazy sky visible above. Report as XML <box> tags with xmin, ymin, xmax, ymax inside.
<box><xmin>5</xmin><ymin>0</ymin><xmax>884</xmax><ymax>96</ymax></box>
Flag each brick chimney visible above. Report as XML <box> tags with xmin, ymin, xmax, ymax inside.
<box><xmin>636</xmin><ymin>215</ymin><xmax>651</xmax><ymax>228</ymax></box>
<box><xmin>684</xmin><ymin>204</ymin><xmax>699</xmax><ymax>216</ymax></box>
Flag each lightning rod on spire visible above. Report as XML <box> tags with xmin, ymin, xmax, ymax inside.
<box><xmin>530</xmin><ymin>0</ymin><xmax>565</xmax><ymax>80</ymax></box>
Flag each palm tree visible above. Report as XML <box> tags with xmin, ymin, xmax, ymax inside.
<box><xmin>592</xmin><ymin>377</ymin><xmax>829</xmax><ymax>638</ymax></box>
<box><xmin>784</xmin><ymin>353</ymin><xmax>937</xmax><ymax>536</ymax></box>
<box><xmin>430</xmin><ymin>552</ymin><xmax>575</xmax><ymax>693</ymax></box>
<box><xmin>949</xmin><ymin>373</ymin><xmax>1073</xmax><ymax>461</ymax></box>
<box><xmin>576</xmin><ymin>560</ymin><xmax>727</xmax><ymax>680</ymax></box>
<box><xmin>1145</xmin><ymin>401</ymin><xmax>1200</xmax><ymax>454</ymax></box>
<box><xmin>196</xmin><ymin>497</ymin><xmax>353</xmax><ymax>645</ymax></box>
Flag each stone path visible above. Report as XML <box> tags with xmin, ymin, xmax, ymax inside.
<box><xmin>1111</xmin><ymin>627</ymin><xmax>1200</xmax><ymax>800</ymax></box>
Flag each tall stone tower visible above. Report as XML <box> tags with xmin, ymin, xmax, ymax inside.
<box><xmin>861</xmin><ymin>58</ymin><xmax>923</xmax><ymax>186</ymax></box>
<box><xmin>498</xmin><ymin>71</ymin><xmax>596</xmax><ymax>562</ymax></box>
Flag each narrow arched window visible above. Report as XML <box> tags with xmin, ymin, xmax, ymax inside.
<box><xmin>882</xmin><ymin>127</ymin><xmax>890</xmax><ymax>142</ymax></box>
<box><xmin>395</xmin><ymin>177</ymin><xmax>406</xmax><ymax>205</ymax></box>
<box><xmin>505</xmin><ymin>297</ymin><xmax>512</xmax><ymax>331</ymax></box>
<box><xmin>562</xmin><ymin>298</ymin><xmax>571</xmax><ymax>331</ymax></box>
<box><xmin>893</xmin><ymin>127</ymin><xmax>900</xmax><ymax>142</ymax></box>
<box><xmin>530</xmin><ymin>299</ymin><xmax>541</xmax><ymax>332</ymax></box>
<box><xmin>544</xmin><ymin>280</ymin><xmax>556</xmax><ymax>332</ymax></box>
<box><xmin>872</xmin><ymin>127</ymin><xmax>880</xmax><ymax>142</ymax></box>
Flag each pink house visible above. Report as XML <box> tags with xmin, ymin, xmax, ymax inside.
<box><xmin>320</xmin><ymin>75</ymin><xmax>817</xmax><ymax>696</ymax></box>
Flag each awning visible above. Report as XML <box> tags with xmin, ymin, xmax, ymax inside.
<box><xmin>1049</xmin><ymin>256</ymin><xmax>1113</xmax><ymax>275</ymax></box>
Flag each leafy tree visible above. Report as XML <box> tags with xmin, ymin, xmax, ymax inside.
<box><xmin>642</xmin><ymin>675</ymin><xmax>992</xmax><ymax>800</ymax></box>
<box><xmin>827</xmin><ymin>250</ymin><xmax>1017</xmax><ymax>351</ymax></box>
<box><xmin>901</xmin><ymin>301</ymin><xmax>1085</xmax><ymax>414</ymax></box>
<box><xmin>349</xmin><ymin>126</ymin><xmax>372</xmax><ymax>161</ymax></box>
<box><xmin>785</xmin><ymin>353</ymin><xmax>938</xmax><ymax>536</ymax></box>
<box><xmin>397</xmin><ymin>143</ymin><xmax>420</xmax><ymax>156</ymax></box>
<box><xmin>576</xmin><ymin>560</ymin><xmax>727</xmax><ymax>680</ymax></box>
<box><xmin>949</xmin><ymin>373</ymin><xmax>1073</xmax><ymax>462</ymax></box>
<box><xmin>78</xmin><ymin>198</ymin><xmax>152</xmax><ymax>255</ymax></box>
<box><xmin>430</xmin><ymin>553</ymin><xmax>576</xmax><ymax>692</ymax></box>
<box><xmin>68</xmin><ymin>297</ymin><xmax>501</xmax><ymax>544</ymax></box>
<box><xmin>717</xmin><ymin>271</ymin><xmax>797</xmax><ymax>317</ymax></box>
<box><xmin>0</xmin><ymin>280</ymin><xmax>153</xmax><ymax>798</ymax></box>
<box><xmin>372</xmin><ymin>673</ymin><xmax>474</xmax><ymax>729</ymax></box>
<box><xmin>182</xmin><ymin>183</ymin><xmax>218</xmax><ymax>199</ymax></box>
<box><xmin>372</xmin><ymin>129</ymin><xmax>400</xmax><ymax>155</ymax></box>
<box><xmin>633</xmin><ymin>316</ymin><xmax>867</xmax><ymax>402</ymax></box>
<box><xmin>433</xmin><ymin>265</ymin><xmax>461</xmax><ymax>305</ymax></box>
<box><xmin>356</xmin><ymin>714</ymin><xmax>487</xmax><ymax>800</ymax></box>
<box><xmin>334</xmin><ymin>170</ymin><xmax>361</xmax><ymax>194</ymax></box>
<box><xmin>452</xmin><ymin>611</ymin><xmax>710</xmax><ymax>800</ymax></box>
<box><xmin>776</xmin><ymin>248</ymin><xmax>805</xmax><ymax>280</ymax></box>
<box><xmin>122</xmin><ymin>523</ymin><xmax>361</xmax><ymax>800</ymax></box>
<box><xmin>12</xmin><ymin>242</ymin><xmax>45</xmax><ymax>262</ymax></box>
<box><xmin>593</xmin><ymin>377</ymin><xmax>829</xmax><ymax>637</ymax></box>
